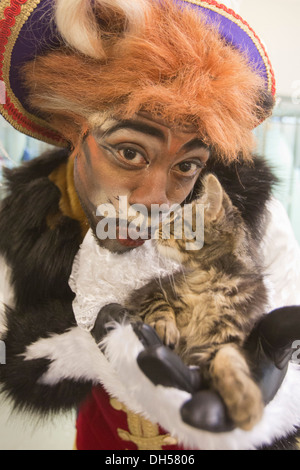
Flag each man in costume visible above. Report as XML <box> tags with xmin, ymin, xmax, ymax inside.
<box><xmin>1</xmin><ymin>0</ymin><xmax>300</xmax><ymax>450</ymax></box>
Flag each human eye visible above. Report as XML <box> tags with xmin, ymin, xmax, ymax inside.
<box><xmin>101</xmin><ymin>142</ymin><xmax>148</xmax><ymax>168</ymax></box>
<box><xmin>117</xmin><ymin>146</ymin><xmax>147</xmax><ymax>165</ymax></box>
<box><xmin>173</xmin><ymin>160</ymin><xmax>206</xmax><ymax>178</ymax></box>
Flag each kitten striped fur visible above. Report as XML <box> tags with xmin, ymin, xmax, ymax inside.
<box><xmin>125</xmin><ymin>174</ymin><xmax>268</xmax><ymax>430</ymax></box>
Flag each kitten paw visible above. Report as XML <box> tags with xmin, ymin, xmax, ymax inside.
<box><xmin>149</xmin><ymin>319</ymin><xmax>180</xmax><ymax>349</ymax></box>
<box><xmin>225</xmin><ymin>380</ymin><xmax>264</xmax><ymax>431</ymax></box>
<box><xmin>211</xmin><ymin>345</ymin><xmax>264</xmax><ymax>431</ymax></box>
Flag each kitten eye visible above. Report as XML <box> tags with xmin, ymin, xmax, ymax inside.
<box><xmin>169</xmin><ymin>211</ymin><xmax>182</xmax><ymax>223</ymax></box>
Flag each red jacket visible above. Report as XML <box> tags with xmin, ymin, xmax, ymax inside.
<box><xmin>76</xmin><ymin>386</ymin><xmax>187</xmax><ymax>451</ymax></box>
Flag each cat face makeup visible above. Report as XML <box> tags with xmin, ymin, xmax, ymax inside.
<box><xmin>74</xmin><ymin>113</ymin><xmax>210</xmax><ymax>253</ymax></box>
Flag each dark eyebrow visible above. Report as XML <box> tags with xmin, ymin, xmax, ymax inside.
<box><xmin>181</xmin><ymin>138</ymin><xmax>209</xmax><ymax>153</ymax></box>
<box><xmin>102</xmin><ymin>120</ymin><xmax>166</xmax><ymax>141</ymax></box>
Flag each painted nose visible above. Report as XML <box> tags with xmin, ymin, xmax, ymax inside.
<box><xmin>128</xmin><ymin>170</ymin><xmax>170</xmax><ymax>210</ymax></box>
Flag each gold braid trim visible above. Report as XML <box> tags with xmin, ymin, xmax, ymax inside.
<box><xmin>110</xmin><ymin>398</ymin><xmax>178</xmax><ymax>451</ymax></box>
<box><xmin>0</xmin><ymin>1</ymin><xmax>11</xmax><ymax>15</ymax></box>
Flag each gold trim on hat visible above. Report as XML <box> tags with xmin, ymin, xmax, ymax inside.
<box><xmin>0</xmin><ymin>0</ymin><xmax>66</xmax><ymax>146</ymax></box>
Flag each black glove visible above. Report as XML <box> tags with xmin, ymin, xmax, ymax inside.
<box><xmin>91</xmin><ymin>303</ymin><xmax>202</xmax><ymax>392</ymax></box>
<box><xmin>91</xmin><ymin>304</ymin><xmax>300</xmax><ymax>433</ymax></box>
<box><xmin>181</xmin><ymin>306</ymin><xmax>300</xmax><ymax>432</ymax></box>
<box><xmin>91</xmin><ymin>303</ymin><xmax>132</xmax><ymax>345</ymax></box>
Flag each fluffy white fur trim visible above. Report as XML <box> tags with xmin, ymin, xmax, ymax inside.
<box><xmin>23</xmin><ymin>322</ymin><xmax>300</xmax><ymax>450</ymax></box>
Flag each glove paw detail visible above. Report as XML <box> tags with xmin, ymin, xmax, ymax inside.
<box><xmin>181</xmin><ymin>390</ymin><xmax>235</xmax><ymax>433</ymax></box>
<box><xmin>137</xmin><ymin>344</ymin><xmax>202</xmax><ymax>394</ymax></box>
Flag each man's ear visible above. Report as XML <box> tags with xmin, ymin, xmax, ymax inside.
<box><xmin>201</xmin><ymin>174</ymin><xmax>224</xmax><ymax>221</ymax></box>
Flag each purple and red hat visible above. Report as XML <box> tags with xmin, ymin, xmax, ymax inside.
<box><xmin>0</xmin><ymin>0</ymin><xmax>276</xmax><ymax>147</ymax></box>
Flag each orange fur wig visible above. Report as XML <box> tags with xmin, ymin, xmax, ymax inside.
<box><xmin>22</xmin><ymin>0</ymin><xmax>274</xmax><ymax>161</ymax></box>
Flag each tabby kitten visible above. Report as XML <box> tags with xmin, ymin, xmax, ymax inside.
<box><xmin>125</xmin><ymin>174</ymin><xmax>268</xmax><ymax>431</ymax></box>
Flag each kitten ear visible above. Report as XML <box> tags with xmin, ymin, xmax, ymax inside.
<box><xmin>202</xmin><ymin>174</ymin><xmax>224</xmax><ymax>221</ymax></box>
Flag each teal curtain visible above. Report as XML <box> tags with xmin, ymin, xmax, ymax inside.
<box><xmin>254</xmin><ymin>97</ymin><xmax>300</xmax><ymax>244</ymax></box>
<box><xmin>0</xmin><ymin>115</ymin><xmax>54</xmax><ymax>199</ymax></box>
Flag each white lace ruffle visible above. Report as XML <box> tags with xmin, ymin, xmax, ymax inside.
<box><xmin>68</xmin><ymin>231</ymin><xmax>181</xmax><ymax>331</ymax></box>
